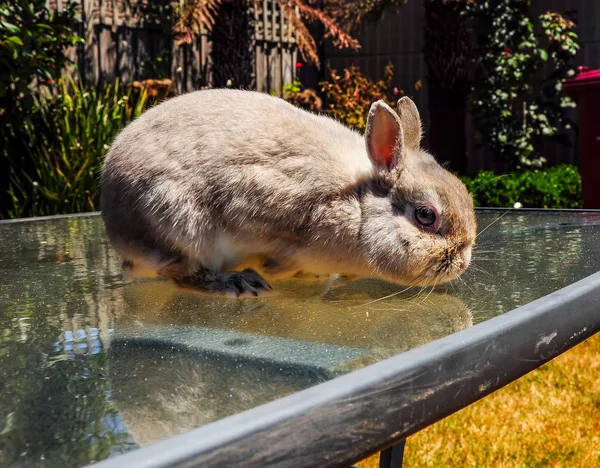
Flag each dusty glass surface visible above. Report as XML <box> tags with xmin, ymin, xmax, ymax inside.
<box><xmin>1</xmin><ymin>210</ymin><xmax>600</xmax><ymax>467</ymax></box>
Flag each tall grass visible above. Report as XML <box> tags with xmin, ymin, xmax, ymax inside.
<box><xmin>7</xmin><ymin>77</ymin><xmax>148</xmax><ymax>218</ymax></box>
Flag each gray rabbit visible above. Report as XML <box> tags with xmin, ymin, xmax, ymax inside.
<box><xmin>100</xmin><ymin>89</ymin><xmax>476</xmax><ymax>296</ymax></box>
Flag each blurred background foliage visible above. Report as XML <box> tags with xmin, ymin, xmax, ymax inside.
<box><xmin>0</xmin><ymin>0</ymin><xmax>584</xmax><ymax>218</ymax></box>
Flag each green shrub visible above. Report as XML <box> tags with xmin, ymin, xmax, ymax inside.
<box><xmin>464</xmin><ymin>2</ymin><xmax>579</xmax><ymax>169</ymax></box>
<box><xmin>0</xmin><ymin>0</ymin><xmax>82</xmax><ymax>117</ymax></box>
<box><xmin>7</xmin><ymin>77</ymin><xmax>148</xmax><ymax>218</ymax></box>
<box><xmin>461</xmin><ymin>165</ymin><xmax>582</xmax><ymax>209</ymax></box>
<box><xmin>0</xmin><ymin>0</ymin><xmax>83</xmax><ymax>216</ymax></box>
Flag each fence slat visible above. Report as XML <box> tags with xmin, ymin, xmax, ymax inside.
<box><xmin>200</xmin><ymin>33</ymin><xmax>212</xmax><ymax>88</ymax></box>
<box><xmin>271</xmin><ymin>0</ymin><xmax>278</xmax><ymax>42</ymax></box>
<box><xmin>281</xmin><ymin>44</ymin><xmax>293</xmax><ymax>87</ymax></box>
<box><xmin>99</xmin><ymin>0</ymin><xmax>106</xmax><ymax>25</ymax></box>
<box><xmin>99</xmin><ymin>26</ymin><xmax>116</xmax><ymax>82</ymax></box>
<box><xmin>171</xmin><ymin>38</ymin><xmax>184</xmax><ymax>95</ymax></box>
<box><xmin>111</xmin><ymin>0</ymin><xmax>119</xmax><ymax>31</ymax></box>
<box><xmin>117</xmin><ymin>27</ymin><xmax>134</xmax><ymax>83</ymax></box>
<box><xmin>263</xmin><ymin>0</ymin><xmax>270</xmax><ymax>41</ymax></box>
<box><xmin>82</xmin><ymin>0</ymin><xmax>96</xmax><ymax>82</ymax></box>
<box><xmin>269</xmin><ymin>45</ymin><xmax>280</xmax><ymax>94</ymax></box>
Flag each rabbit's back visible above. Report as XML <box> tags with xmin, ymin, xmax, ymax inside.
<box><xmin>104</xmin><ymin>89</ymin><xmax>370</xmax><ymax>181</ymax></box>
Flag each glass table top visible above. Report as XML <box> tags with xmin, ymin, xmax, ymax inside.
<box><xmin>1</xmin><ymin>210</ymin><xmax>600</xmax><ymax>467</ymax></box>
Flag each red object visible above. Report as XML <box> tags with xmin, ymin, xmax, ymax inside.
<box><xmin>295</xmin><ymin>62</ymin><xmax>302</xmax><ymax>69</ymax></box>
<box><xmin>564</xmin><ymin>66</ymin><xmax>600</xmax><ymax>209</ymax></box>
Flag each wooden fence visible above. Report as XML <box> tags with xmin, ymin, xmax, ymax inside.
<box><xmin>254</xmin><ymin>1</ymin><xmax>298</xmax><ymax>93</ymax></box>
<box><xmin>49</xmin><ymin>0</ymin><xmax>298</xmax><ymax>95</ymax></box>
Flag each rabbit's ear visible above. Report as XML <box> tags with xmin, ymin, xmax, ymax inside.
<box><xmin>396</xmin><ymin>96</ymin><xmax>422</xmax><ymax>150</ymax></box>
<box><xmin>365</xmin><ymin>100</ymin><xmax>405</xmax><ymax>171</ymax></box>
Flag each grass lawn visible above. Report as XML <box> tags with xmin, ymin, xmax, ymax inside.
<box><xmin>357</xmin><ymin>332</ymin><xmax>600</xmax><ymax>467</ymax></box>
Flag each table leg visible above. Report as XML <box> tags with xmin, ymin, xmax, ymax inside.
<box><xmin>379</xmin><ymin>439</ymin><xmax>406</xmax><ymax>468</ymax></box>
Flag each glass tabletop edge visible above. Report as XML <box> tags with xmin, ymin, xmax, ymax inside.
<box><xmin>0</xmin><ymin>211</ymin><xmax>101</xmax><ymax>225</ymax></box>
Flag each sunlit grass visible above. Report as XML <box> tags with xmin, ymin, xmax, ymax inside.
<box><xmin>357</xmin><ymin>333</ymin><xmax>600</xmax><ymax>467</ymax></box>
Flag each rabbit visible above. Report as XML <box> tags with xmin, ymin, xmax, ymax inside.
<box><xmin>100</xmin><ymin>89</ymin><xmax>477</xmax><ymax>297</ymax></box>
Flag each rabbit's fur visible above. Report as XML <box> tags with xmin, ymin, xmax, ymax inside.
<box><xmin>101</xmin><ymin>89</ymin><xmax>476</xmax><ymax>295</ymax></box>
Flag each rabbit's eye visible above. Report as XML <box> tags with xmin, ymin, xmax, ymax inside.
<box><xmin>415</xmin><ymin>206</ymin><xmax>435</xmax><ymax>225</ymax></box>
<box><xmin>414</xmin><ymin>204</ymin><xmax>439</xmax><ymax>232</ymax></box>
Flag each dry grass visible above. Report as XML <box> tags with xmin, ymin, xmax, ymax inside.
<box><xmin>356</xmin><ymin>333</ymin><xmax>600</xmax><ymax>468</ymax></box>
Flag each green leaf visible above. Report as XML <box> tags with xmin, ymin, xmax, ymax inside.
<box><xmin>539</xmin><ymin>49</ymin><xmax>548</xmax><ymax>61</ymax></box>
<box><xmin>0</xmin><ymin>21</ymin><xmax>20</xmax><ymax>34</ymax></box>
<box><xmin>6</xmin><ymin>36</ymin><xmax>24</xmax><ymax>46</ymax></box>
